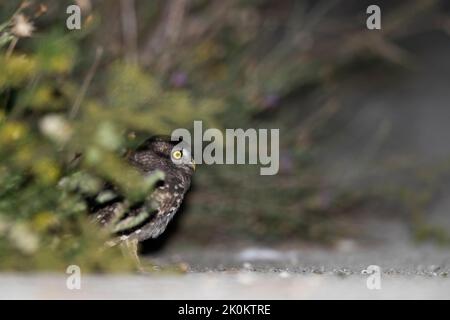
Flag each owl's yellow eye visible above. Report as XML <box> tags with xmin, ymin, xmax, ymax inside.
<box><xmin>172</xmin><ymin>150</ymin><xmax>183</xmax><ymax>160</ymax></box>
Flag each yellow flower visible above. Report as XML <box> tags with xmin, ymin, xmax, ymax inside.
<box><xmin>33</xmin><ymin>211</ymin><xmax>59</xmax><ymax>231</ymax></box>
<box><xmin>49</xmin><ymin>55</ymin><xmax>72</xmax><ymax>73</ymax></box>
<box><xmin>0</xmin><ymin>55</ymin><xmax>37</xmax><ymax>87</ymax></box>
<box><xmin>32</xmin><ymin>158</ymin><xmax>60</xmax><ymax>184</ymax></box>
<box><xmin>32</xmin><ymin>86</ymin><xmax>53</xmax><ymax>108</ymax></box>
<box><xmin>0</xmin><ymin>121</ymin><xmax>27</xmax><ymax>143</ymax></box>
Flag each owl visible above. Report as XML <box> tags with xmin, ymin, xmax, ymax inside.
<box><xmin>92</xmin><ymin>136</ymin><xmax>195</xmax><ymax>251</ymax></box>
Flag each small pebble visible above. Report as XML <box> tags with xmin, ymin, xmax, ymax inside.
<box><xmin>243</xmin><ymin>262</ymin><xmax>253</xmax><ymax>270</ymax></box>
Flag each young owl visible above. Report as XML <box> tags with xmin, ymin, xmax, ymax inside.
<box><xmin>93</xmin><ymin>136</ymin><xmax>195</xmax><ymax>249</ymax></box>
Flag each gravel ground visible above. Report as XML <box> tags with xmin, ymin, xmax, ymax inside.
<box><xmin>1</xmin><ymin>241</ymin><xmax>449</xmax><ymax>299</ymax></box>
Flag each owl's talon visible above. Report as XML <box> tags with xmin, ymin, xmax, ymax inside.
<box><xmin>138</xmin><ymin>260</ymin><xmax>190</xmax><ymax>274</ymax></box>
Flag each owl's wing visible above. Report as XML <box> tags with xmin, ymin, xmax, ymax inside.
<box><xmin>92</xmin><ymin>202</ymin><xmax>125</xmax><ymax>226</ymax></box>
<box><xmin>125</xmin><ymin>186</ymin><xmax>185</xmax><ymax>241</ymax></box>
<box><xmin>100</xmin><ymin>185</ymin><xmax>185</xmax><ymax>245</ymax></box>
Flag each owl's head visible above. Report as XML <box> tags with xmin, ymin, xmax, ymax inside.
<box><xmin>132</xmin><ymin>135</ymin><xmax>195</xmax><ymax>176</ymax></box>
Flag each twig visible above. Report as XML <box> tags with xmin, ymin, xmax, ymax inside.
<box><xmin>5</xmin><ymin>37</ymin><xmax>18</xmax><ymax>58</ymax></box>
<box><xmin>69</xmin><ymin>46</ymin><xmax>103</xmax><ymax>119</ymax></box>
<box><xmin>119</xmin><ymin>0</ymin><xmax>138</xmax><ymax>64</ymax></box>
<box><xmin>141</xmin><ymin>0</ymin><xmax>188</xmax><ymax>67</ymax></box>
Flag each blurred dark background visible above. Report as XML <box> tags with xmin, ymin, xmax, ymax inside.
<box><xmin>1</xmin><ymin>0</ymin><xmax>450</xmax><ymax>270</ymax></box>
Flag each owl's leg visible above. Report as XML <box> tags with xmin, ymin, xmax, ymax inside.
<box><xmin>120</xmin><ymin>238</ymin><xmax>144</xmax><ymax>272</ymax></box>
<box><xmin>120</xmin><ymin>238</ymin><xmax>163</xmax><ymax>273</ymax></box>
<box><xmin>119</xmin><ymin>238</ymin><xmax>189</xmax><ymax>274</ymax></box>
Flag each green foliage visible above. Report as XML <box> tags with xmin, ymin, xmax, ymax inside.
<box><xmin>0</xmin><ymin>2</ymin><xmax>223</xmax><ymax>271</ymax></box>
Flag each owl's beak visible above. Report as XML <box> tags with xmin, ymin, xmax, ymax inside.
<box><xmin>191</xmin><ymin>159</ymin><xmax>196</xmax><ymax>171</ymax></box>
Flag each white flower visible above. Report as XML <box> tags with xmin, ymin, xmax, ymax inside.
<box><xmin>9</xmin><ymin>223</ymin><xmax>39</xmax><ymax>254</ymax></box>
<box><xmin>11</xmin><ymin>14</ymin><xmax>34</xmax><ymax>38</ymax></box>
<box><xmin>39</xmin><ymin>114</ymin><xmax>73</xmax><ymax>143</ymax></box>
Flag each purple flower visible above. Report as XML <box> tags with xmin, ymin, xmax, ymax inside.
<box><xmin>262</xmin><ymin>93</ymin><xmax>280</xmax><ymax>109</ymax></box>
<box><xmin>280</xmin><ymin>150</ymin><xmax>294</xmax><ymax>174</ymax></box>
<box><xmin>170</xmin><ymin>71</ymin><xmax>188</xmax><ymax>88</ymax></box>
